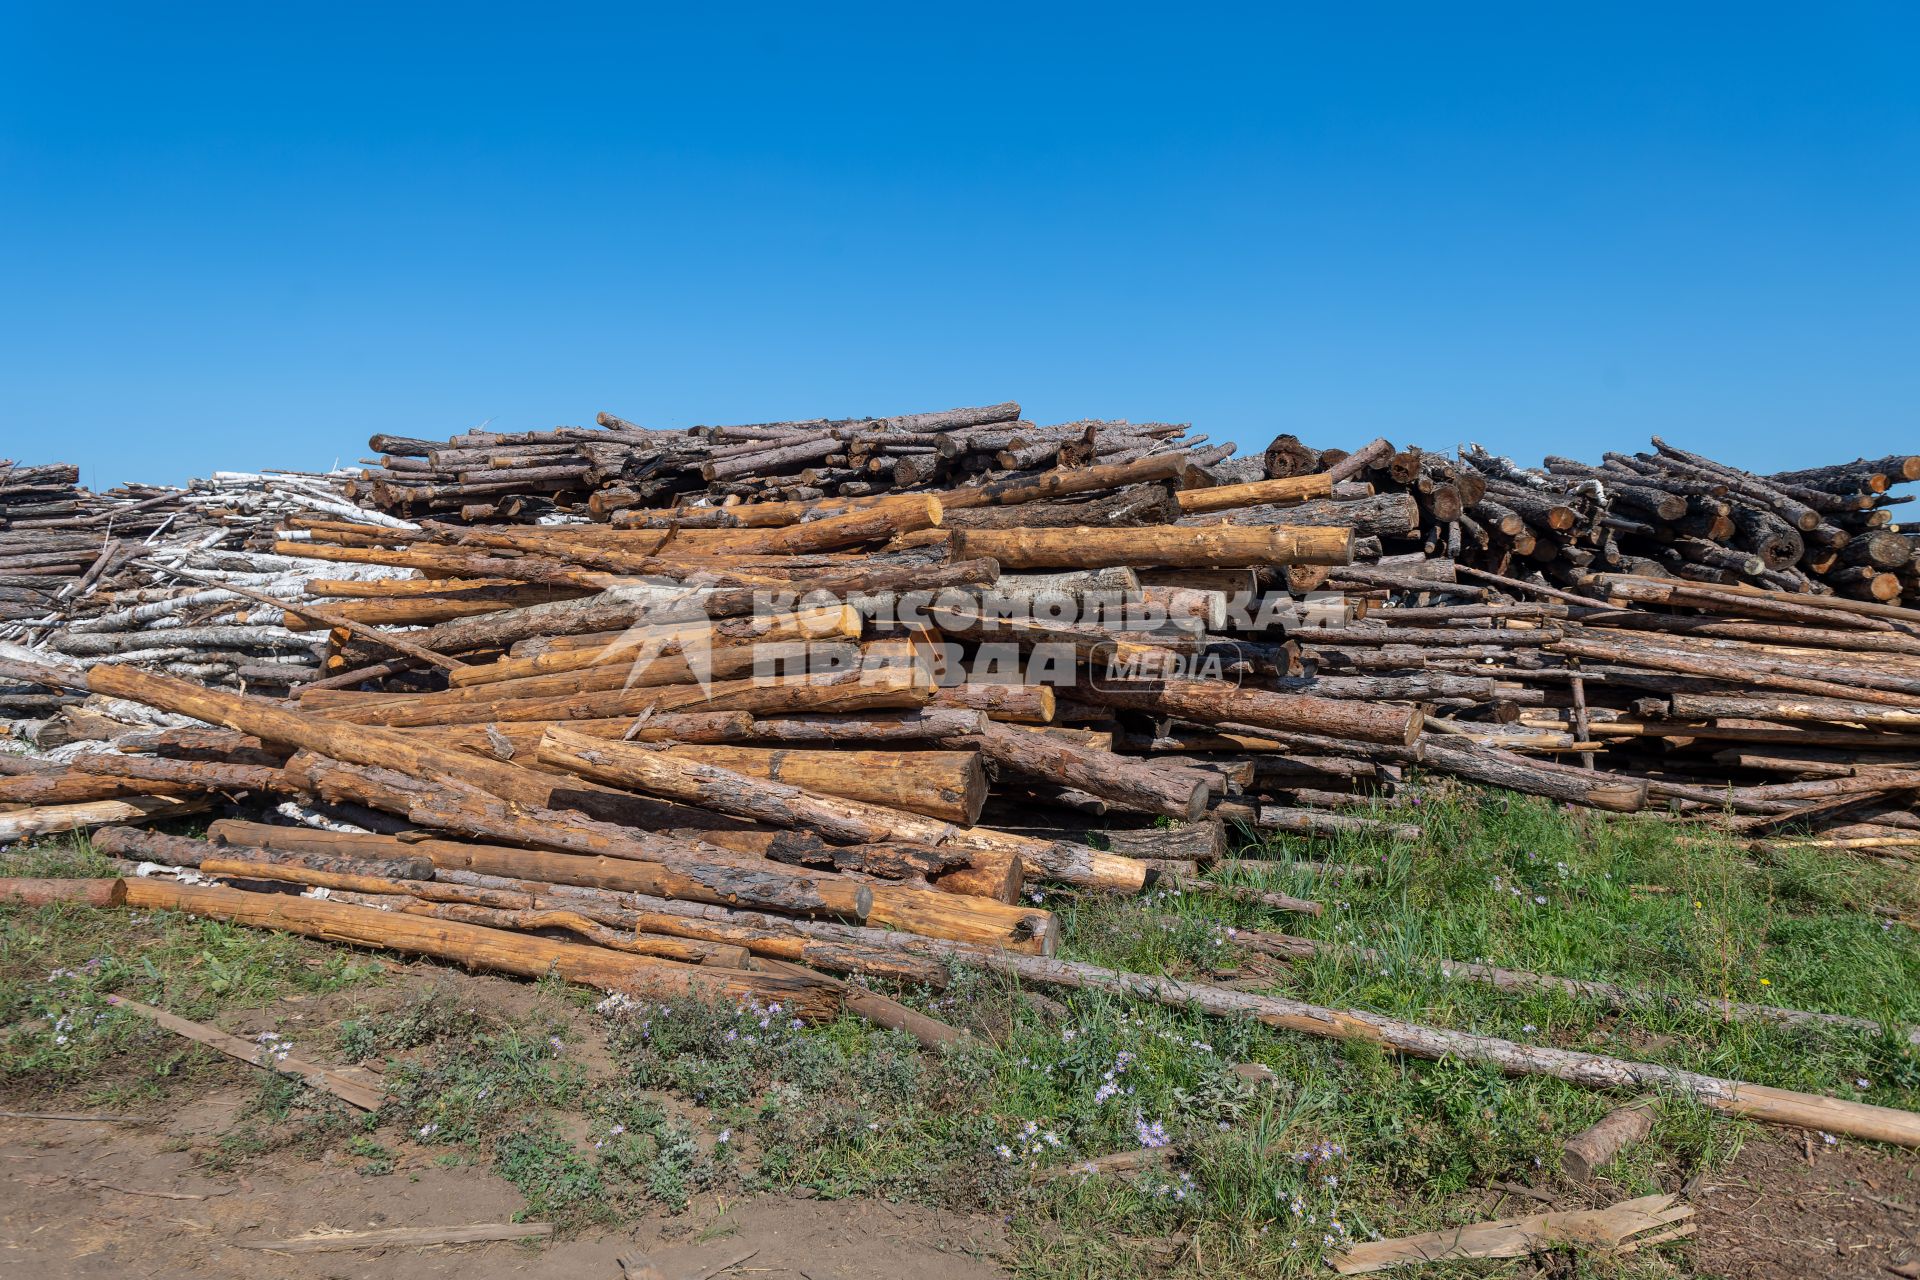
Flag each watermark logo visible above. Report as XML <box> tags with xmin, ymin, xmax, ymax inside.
<box><xmin>598</xmin><ymin>582</ymin><xmax>1349</xmax><ymax>691</ymax></box>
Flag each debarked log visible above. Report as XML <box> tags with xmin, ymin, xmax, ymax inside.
<box><xmin>950</xmin><ymin>525</ymin><xmax>1352</xmax><ymax>569</ymax></box>
<box><xmin>76</xmin><ymin>879</ymin><xmax>845</xmax><ymax>1020</ymax></box>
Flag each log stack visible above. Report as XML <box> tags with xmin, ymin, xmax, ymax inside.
<box><xmin>5</xmin><ymin>418</ymin><xmax>1920</xmax><ymax>1153</ymax></box>
<box><xmin>1</xmin><ymin>415</ymin><xmax>1918</xmax><ymax>925</ymax></box>
<box><xmin>0</xmin><ymin>468</ymin><xmax>416</xmax><ymax>709</ymax></box>
<box><xmin>345</xmin><ymin>403</ymin><xmax>1239</xmax><ymax>524</ymax></box>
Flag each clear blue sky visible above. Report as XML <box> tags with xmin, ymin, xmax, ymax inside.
<box><xmin>2</xmin><ymin>3</ymin><xmax>1915</xmax><ymax>488</ymax></box>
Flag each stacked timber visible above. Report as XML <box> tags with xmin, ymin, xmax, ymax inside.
<box><xmin>347</xmin><ymin>404</ymin><xmax>1236</xmax><ymax>523</ymax></box>
<box><xmin>6</xmin><ymin>422</ymin><xmax>1920</xmax><ymax>1152</ymax></box>
<box><xmin>1</xmin><ymin>419</ymin><xmax>1918</xmax><ymax>873</ymax></box>
<box><xmin>0</xmin><ymin>468</ymin><xmax>412</xmax><ymax>711</ymax></box>
<box><xmin>1261</xmin><ymin>434</ymin><xmax>1920</xmax><ymax>604</ymax></box>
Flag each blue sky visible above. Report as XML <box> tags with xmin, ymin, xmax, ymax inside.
<box><xmin>1</xmin><ymin>3</ymin><xmax>1915</xmax><ymax>488</ymax></box>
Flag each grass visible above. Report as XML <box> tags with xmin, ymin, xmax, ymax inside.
<box><xmin>3</xmin><ymin>785</ymin><xmax>1918</xmax><ymax>1275</ymax></box>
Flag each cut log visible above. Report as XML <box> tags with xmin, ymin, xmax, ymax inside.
<box><xmin>0</xmin><ymin>796</ymin><xmax>205</xmax><ymax>842</ymax></box>
<box><xmin>1173</xmin><ymin>471</ymin><xmax>1333</xmax><ymax>515</ymax></box>
<box><xmin>1082</xmin><ymin>678</ymin><xmax>1423</xmax><ymax>746</ymax></box>
<box><xmin>1561</xmin><ymin>1097</ymin><xmax>1659</xmax><ymax>1183</ymax></box>
<box><xmin>952</xmin><ymin>721</ymin><xmax>1210</xmax><ymax>820</ymax></box>
<box><xmin>97</xmin><ymin>879</ymin><xmax>845</xmax><ymax>1018</ymax></box>
<box><xmin>951</xmin><ymin>525</ymin><xmax>1351</xmax><ymax>569</ymax></box>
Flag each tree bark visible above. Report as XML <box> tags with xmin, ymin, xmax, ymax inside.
<box><xmin>928</xmin><ymin>682</ymin><xmax>1058</xmax><ymax>723</ymax></box>
<box><xmin>1082</xmin><ymin>678</ymin><xmax>1423</xmax><ymax>746</ymax></box>
<box><xmin>952</xmin><ymin>721</ymin><xmax>1210</xmax><ymax>820</ymax></box>
<box><xmin>1561</xmin><ymin>1099</ymin><xmax>1659</xmax><ymax>1183</ymax></box>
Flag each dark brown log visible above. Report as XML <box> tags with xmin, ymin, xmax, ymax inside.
<box><xmin>1261</xmin><ymin>434</ymin><xmax>1324</xmax><ymax>479</ymax></box>
<box><xmin>91</xmin><ymin>825</ymin><xmax>429</xmax><ymax>880</ymax></box>
<box><xmin>953</xmin><ymin>721</ymin><xmax>1210</xmax><ymax>820</ymax></box>
<box><xmin>1082</xmin><ymin>678</ymin><xmax>1423</xmax><ymax>746</ymax></box>
<box><xmin>1647</xmin><ymin>439</ymin><xmax>1822</xmax><ymax>531</ymax></box>
<box><xmin>68</xmin><ymin>754</ymin><xmax>295</xmax><ymax>794</ymax></box>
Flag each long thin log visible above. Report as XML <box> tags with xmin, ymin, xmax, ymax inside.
<box><xmin>305</xmin><ymin>666</ymin><xmax>931</xmax><ymax>729</ymax></box>
<box><xmin>93</xmin><ymin>825</ymin><xmax>432</xmax><ymax>880</ymax></box>
<box><xmin>917</xmin><ymin>943</ymin><xmax>1920</xmax><ymax>1146</ymax></box>
<box><xmin>68</xmin><ymin>754</ymin><xmax>295</xmax><ymax>794</ymax></box>
<box><xmin>1082</xmin><ymin>678</ymin><xmax>1423</xmax><ymax>747</ymax></box>
<box><xmin>951</xmin><ymin>525</ymin><xmax>1351</xmax><ymax>570</ymax></box>
<box><xmin>337</xmin><ymin>861</ymin><xmax>954</xmax><ymax>987</ymax></box>
<box><xmin>447</xmin><ymin>605</ymin><xmax>859</xmax><ymax>687</ymax></box>
<box><xmin>1173</xmin><ymin>471</ymin><xmax>1333</xmax><ymax>515</ymax></box>
<box><xmin>94</xmin><ymin>879</ymin><xmax>843</xmax><ymax>1019</ymax></box>
<box><xmin>1254</xmin><ymin>806</ymin><xmax>1422</xmax><ymax>841</ymax></box>
<box><xmin>1234</xmin><ymin>927</ymin><xmax>1920</xmax><ymax>1045</ymax></box>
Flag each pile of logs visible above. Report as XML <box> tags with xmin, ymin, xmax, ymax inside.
<box><xmin>348</xmin><ymin>403</ymin><xmax>1243</xmax><ymax>523</ymax></box>
<box><xmin>0</xmin><ymin>469</ymin><xmax>413</xmax><ymax>711</ymax></box>
<box><xmin>7</xmin><ymin>417</ymin><xmax>1920</xmax><ymax>1149</ymax></box>
<box><xmin>3</xmin><ymin>420</ymin><xmax>1920</xmax><ymax>860</ymax></box>
<box><xmin>1260</xmin><ymin>436</ymin><xmax>1920</xmax><ymax>605</ymax></box>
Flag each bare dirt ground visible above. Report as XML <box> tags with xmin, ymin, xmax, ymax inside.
<box><xmin>1</xmin><ymin>962</ymin><xmax>1009</xmax><ymax>1280</ymax></box>
<box><xmin>8</xmin><ymin>1109</ymin><xmax>1919</xmax><ymax>1279</ymax></box>
<box><xmin>1689</xmin><ymin>1133</ymin><xmax>1920</xmax><ymax>1279</ymax></box>
<box><xmin>0</xmin><ymin>1108</ymin><xmax>1009</xmax><ymax>1279</ymax></box>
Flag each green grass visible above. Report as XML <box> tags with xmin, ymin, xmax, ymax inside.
<box><xmin>3</xmin><ymin>786</ymin><xmax>1918</xmax><ymax>1274</ymax></box>
<box><xmin>0</xmin><ymin>835</ymin><xmax>386</xmax><ymax>1110</ymax></box>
